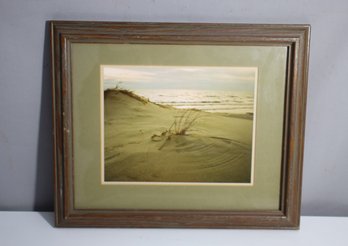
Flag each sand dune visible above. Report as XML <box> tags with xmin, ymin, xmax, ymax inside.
<box><xmin>104</xmin><ymin>89</ymin><xmax>253</xmax><ymax>183</ymax></box>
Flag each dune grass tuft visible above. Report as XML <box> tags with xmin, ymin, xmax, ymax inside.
<box><xmin>104</xmin><ymin>87</ymin><xmax>150</xmax><ymax>104</ymax></box>
<box><xmin>151</xmin><ymin>110</ymin><xmax>201</xmax><ymax>150</ymax></box>
<box><xmin>169</xmin><ymin>110</ymin><xmax>201</xmax><ymax>135</ymax></box>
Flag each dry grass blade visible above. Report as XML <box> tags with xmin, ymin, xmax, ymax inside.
<box><xmin>152</xmin><ymin>109</ymin><xmax>202</xmax><ymax>150</ymax></box>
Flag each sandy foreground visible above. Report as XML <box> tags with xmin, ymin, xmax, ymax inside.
<box><xmin>104</xmin><ymin>89</ymin><xmax>253</xmax><ymax>183</ymax></box>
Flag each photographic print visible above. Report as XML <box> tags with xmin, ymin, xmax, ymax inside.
<box><xmin>102</xmin><ymin>66</ymin><xmax>257</xmax><ymax>184</ymax></box>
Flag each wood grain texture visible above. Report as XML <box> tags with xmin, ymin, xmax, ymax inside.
<box><xmin>50</xmin><ymin>21</ymin><xmax>310</xmax><ymax>229</ymax></box>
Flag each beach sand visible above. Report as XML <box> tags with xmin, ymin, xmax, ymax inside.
<box><xmin>104</xmin><ymin>89</ymin><xmax>253</xmax><ymax>183</ymax></box>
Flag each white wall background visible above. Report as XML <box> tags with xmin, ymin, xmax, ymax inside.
<box><xmin>0</xmin><ymin>0</ymin><xmax>347</xmax><ymax>216</ymax></box>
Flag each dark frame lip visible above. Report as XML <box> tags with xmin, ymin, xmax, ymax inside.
<box><xmin>51</xmin><ymin>21</ymin><xmax>310</xmax><ymax>229</ymax></box>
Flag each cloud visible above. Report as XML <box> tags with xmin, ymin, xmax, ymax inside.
<box><xmin>102</xmin><ymin>65</ymin><xmax>257</xmax><ymax>91</ymax></box>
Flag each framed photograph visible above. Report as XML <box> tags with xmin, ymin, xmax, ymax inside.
<box><xmin>51</xmin><ymin>21</ymin><xmax>310</xmax><ymax>228</ymax></box>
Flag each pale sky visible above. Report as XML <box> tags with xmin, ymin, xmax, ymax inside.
<box><xmin>102</xmin><ymin>66</ymin><xmax>257</xmax><ymax>91</ymax></box>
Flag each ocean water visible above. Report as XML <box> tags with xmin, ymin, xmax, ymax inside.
<box><xmin>135</xmin><ymin>89</ymin><xmax>254</xmax><ymax>115</ymax></box>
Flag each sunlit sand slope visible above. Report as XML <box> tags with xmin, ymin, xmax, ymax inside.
<box><xmin>104</xmin><ymin>89</ymin><xmax>253</xmax><ymax>183</ymax></box>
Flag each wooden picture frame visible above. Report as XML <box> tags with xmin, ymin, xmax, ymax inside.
<box><xmin>51</xmin><ymin>21</ymin><xmax>310</xmax><ymax>229</ymax></box>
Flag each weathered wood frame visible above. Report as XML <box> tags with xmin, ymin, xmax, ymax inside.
<box><xmin>51</xmin><ymin>21</ymin><xmax>310</xmax><ymax>229</ymax></box>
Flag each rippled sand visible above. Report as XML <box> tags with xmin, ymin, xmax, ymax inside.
<box><xmin>104</xmin><ymin>89</ymin><xmax>253</xmax><ymax>183</ymax></box>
